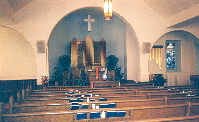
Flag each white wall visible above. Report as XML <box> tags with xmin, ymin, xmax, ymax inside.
<box><xmin>126</xmin><ymin>24</ymin><xmax>140</xmax><ymax>82</ymax></box>
<box><xmin>0</xmin><ymin>26</ymin><xmax>37</xmax><ymax>80</ymax></box>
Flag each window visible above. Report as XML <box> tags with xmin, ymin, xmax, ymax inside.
<box><xmin>166</xmin><ymin>40</ymin><xmax>181</xmax><ymax>72</ymax></box>
<box><xmin>166</xmin><ymin>43</ymin><xmax>175</xmax><ymax>70</ymax></box>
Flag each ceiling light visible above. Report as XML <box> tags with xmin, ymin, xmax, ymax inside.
<box><xmin>104</xmin><ymin>0</ymin><xmax>112</xmax><ymax>20</ymax></box>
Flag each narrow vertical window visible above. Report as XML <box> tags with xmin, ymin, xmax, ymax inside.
<box><xmin>166</xmin><ymin>40</ymin><xmax>181</xmax><ymax>72</ymax></box>
<box><xmin>166</xmin><ymin>43</ymin><xmax>175</xmax><ymax>70</ymax></box>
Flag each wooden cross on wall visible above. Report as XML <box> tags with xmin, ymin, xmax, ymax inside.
<box><xmin>84</xmin><ymin>15</ymin><xmax>95</xmax><ymax>32</ymax></box>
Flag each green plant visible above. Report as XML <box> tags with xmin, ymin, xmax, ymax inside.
<box><xmin>75</xmin><ymin>80</ymin><xmax>89</xmax><ymax>86</ymax></box>
<box><xmin>115</xmin><ymin>66</ymin><xmax>124</xmax><ymax>81</ymax></box>
<box><xmin>51</xmin><ymin>55</ymin><xmax>71</xmax><ymax>86</ymax></box>
<box><xmin>58</xmin><ymin>55</ymin><xmax>71</xmax><ymax>71</ymax></box>
<box><xmin>51</xmin><ymin>67</ymin><xmax>63</xmax><ymax>82</ymax></box>
<box><xmin>106</xmin><ymin>55</ymin><xmax>124</xmax><ymax>81</ymax></box>
<box><xmin>106</xmin><ymin>55</ymin><xmax>119</xmax><ymax>71</ymax></box>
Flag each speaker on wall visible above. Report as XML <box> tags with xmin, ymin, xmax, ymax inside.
<box><xmin>37</xmin><ymin>40</ymin><xmax>45</xmax><ymax>53</ymax></box>
<box><xmin>142</xmin><ymin>42</ymin><xmax>151</xmax><ymax>53</ymax></box>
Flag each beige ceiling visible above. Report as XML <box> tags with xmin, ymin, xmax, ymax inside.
<box><xmin>143</xmin><ymin>0</ymin><xmax>199</xmax><ymax>18</ymax></box>
<box><xmin>6</xmin><ymin>0</ymin><xmax>33</xmax><ymax>12</ymax></box>
<box><xmin>1</xmin><ymin>0</ymin><xmax>199</xmax><ymax>25</ymax></box>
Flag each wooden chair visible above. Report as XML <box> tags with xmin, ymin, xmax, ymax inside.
<box><xmin>107</xmin><ymin>70</ymin><xmax>115</xmax><ymax>81</ymax></box>
<box><xmin>62</xmin><ymin>71</ymin><xmax>72</xmax><ymax>86</ymax></box>
<box><xmin>72</xmin><ymin>68</ymin><xmax>81</xmax><ymax>85</ymax></box>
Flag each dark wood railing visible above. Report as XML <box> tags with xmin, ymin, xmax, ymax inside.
<box><xmin>0</xmin><ymin>79</ymin><xmax>37</xmax><ymax>116</ymax></box>
<box><xmin>0</xmin><ymin>79</ymin><xmax>37</xmax><ymax>92</ymax></box>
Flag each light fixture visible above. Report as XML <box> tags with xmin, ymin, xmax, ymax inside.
<box><xmin>104</xmin><ymin>0</ymin><xmax>112</xmax><ymax>20</ymax></box>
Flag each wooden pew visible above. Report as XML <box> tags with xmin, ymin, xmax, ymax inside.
<box><xmin>22</xmin><ymin>94</ymin><xmax>146</xmax><ymax>104</ymax></box>
<box><xmin>46</xmin><ymin>85</ymin><xmax>199</xmax><ymax>91</ymax></box>
<box><xmin>18</xmin><ymin>86</ymin><xmax>199</xmax><ymax>104</ymax></box>
<box><xmin>28</xmin><ymin>85</ymin><xmax>199</xmax><ymax>99</ymax></box>
<box><xmin>75</xmin><ymin>103</ymin><xmax>196</xmax><ymax>122</ymax></box>
<box><xmin>8</xmin><ymin>86</ymin><xmax>199</xmax><ymax>114</ymax></box>
<box><xmin>9</xmin><ymin>84</ymin><xmax>199</xmax><ymax>114</ymax></box>
<box><xmin>3</xmin><ymin>102</ymin><xmax>197</xmax><ymax>122</ymax></box>
<box><xmin>35</xmin><ymin>86</ymin><xmax>199</xmax><ymax>97</ymax></box>
<box><xmin>25</xmin><ymin>91</ymin><xmax>199</xmax><ymax>99</ymax></box>
<box><xmin>13</xmin><ymin>103</ymin><xmax>71</xmax><ymax>113</ymax></box>
<box><xmin>21</xmin><ymin>87</ymin><xmax>199</xmax><ymax>105</ymax></box>
<box><xmin>22</xmin><ymin>89</ymin><xmax>199</xmax><ymax>105</ymax></box>
<box><xmin>12</xmin><ymin>96</ymin><xmax>199</xmax><ymax>114</ymax></box>
<box><xmin>2</xmin><ymin>111</ymin><xmax>75</xmax><ymax>122</ymax></box>
<box><xmin>117</xmin><ymin>115</ymin><xmax>199</xmax><ymax>122</ymax></box>
<box><xmin>3</xmin><ymin>85</ymin><xmax>199</xmax><ymax>121</ymax></box>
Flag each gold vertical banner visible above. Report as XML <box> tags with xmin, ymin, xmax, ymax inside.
<box><xmin>100</xmin><ymin>38</ymin><xmax>106</xmax><ymax>68</ymax></box>
<box><xmin>84</xmin><ymin>35</ymin><xmax>94</xmax><ymax>65</ymax></box>
<box><xmin>71</xmin><ymin>38</ymin><xmax>78</xmax><ymax>68</ymax></box>
<box><xmin>150</xmin><ymin>47</ymin><xmax>162</xmax><ymax>68</ymax></box>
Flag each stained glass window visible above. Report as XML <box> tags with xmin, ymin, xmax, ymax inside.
<box><xmin>166</xmin><ymin>40</ymin><xmax>181</xmax><ymax>72</ymax></box>
<box><xmin>166</xmin><ymin>43</ymin><xmax>175</xmax><ymax>70</ymax></box>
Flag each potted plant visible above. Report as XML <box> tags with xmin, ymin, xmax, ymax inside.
<box><xmin>106</xmin><ymin>55</ymin><xmax>124</xmax><ymax>81</ymax></box>
<box><xmin>75</xmin><ymin>79</ymin><xmax>89</xmax><ymax>86</ymax></box>
<box><xmin>115</xmin><ymin>66</ymin><xmax>124</xmax><ymax>81</ymax></box>
<box><xmin>51</xmin><ymin>55</ymin><xmax>71</xmax><ymax>86</ymax></box>
<box><xmin>51</xmin><ymin>67</ymin><xmax>63</xmax><ymax>86</ymax></box>
<box><xmin>58</xmin><ymin>55</ymin><xmax>71</xmax><ymax>71</ymax></box>
<box><xmin>106</xmin><ymin>55</ymin><xmax>119</xmax><ymax>71</ymax></box>
<box><xmin>149</xmin><ymin>74</ymin><xmax>166</xmax><ymax>86</ymax></box>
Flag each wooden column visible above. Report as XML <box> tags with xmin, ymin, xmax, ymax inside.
<box><xmin>134</xmin><ymin>90</ymin><xmax>137</xmax><ymax>95</ymax></box>
<box><xmin>9</xmin><ymin>95</ymin><xmax>13</xmax><ymax>114</ymax></box>
<box><xmin>17</xmin><ymin>91</ymin><xmax>21</xmax><ymax>104</ymax></box>
<box><xmin>26</xmin><ymin>86</ymin><xmax>29</xmax><ymax>95</ymax></box>
<box><xmin>163</xmin><ymin>96</ymin><xmax>168</xmax><ymax>105</ymax></box>
<box><xmin>147</xmin><ymin>93</ymin><xmax>150</xmax><ymax>99</ymax></box>
<box><xmin>43</xmin><ymin>85</ymin><xmax>47</xmax><ymax>90</ymax></box>
<box><xmin>186</xmin><ymin>102</ymin><xmax>191</xmax><ymax>116</ymax></box>
<box><xmin>21</xmin><ymin>89</ymin><xmax>25</xmax><ymax>99</ymax></box>
<box><xmin>29</xmin><ymin>84</ymin><xmax>33</xmax><ymax>92</ymax></box>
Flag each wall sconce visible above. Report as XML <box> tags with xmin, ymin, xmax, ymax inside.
<box><xmin>104</xmin><ymin>0</ymin><xmax>112</xmax><ymax>20</ymax></box>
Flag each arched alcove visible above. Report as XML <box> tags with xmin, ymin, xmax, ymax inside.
<box><xmin>149</xmin><ymin>30</ymin><xmax>199</xmax><ymax>86</ymax></box>
<box><xmin>0</xmin><ymin>26</ymin><xmax>37</xmax><ymax>80</ymax></box>
<box><xmin>48</xmin><ymin>7</ymin><xmax>139</xmax><ymax>82</ymax></box>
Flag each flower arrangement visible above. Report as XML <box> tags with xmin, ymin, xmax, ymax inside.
<box><xmin>149</xmin><ymin>74</ymin><xmax>156</xmax><ymax>82</ymax></box>
<box><xmin>149</xmin><ymin>74</ymin><xmax>166</xmax><ymax>86</ymax></box>
<box><xmin>41</xmin><ymin>76</ymin><xmax>49</xmax><ymax>85</ymax></box>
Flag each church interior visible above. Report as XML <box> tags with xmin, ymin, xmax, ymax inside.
<box><xmin>1</xmin><ymin>0</ymin><xmax>199</xmax><ymax>121</ymax></box>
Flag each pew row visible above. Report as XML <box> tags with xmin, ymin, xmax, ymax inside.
<box><xmin>19</xmin><ymin>88</ymin><xmax>199</xmax><ymax>107</ymax></box>
<box><xmin>3</xmin><ymin>102</ymin><xmax>199</xmax><ymax>122</ymax></box>
<box><xmin>45</xmin><ymin>85</ymin><xmax>199</xmax><ymax>91</ymax></box>
<box><xmin>46</xmin><ymin>85</ymin><xmax>196</xmax><ymax>89</ymax></box>
<box><xmin>19</xmin><ymin>88</ymin><xmax>199</xmax><ymax>105</ymax></box>
<box><xmin>132</xmin><ymin>115</ymin><xmax>199</xmax><ymax>122</ymax></box>
<box><xmin>41</xmin><ymin>86</ymin><xmax>199</xmax><ymax>92</ymax></box>
<box><xmin>12</xmin><ymin>96</ymin><xmax>199</xmax><ymax>114</ymax></box>
<box><xmin>24</xmin><ymin>90</ymin><xmax>199</xmax><ymax>101</ymax></box>
<box><xmin>30</xmin><ymin>86</ymin><xmax>199</xmax><ymax>99</ymax></box>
